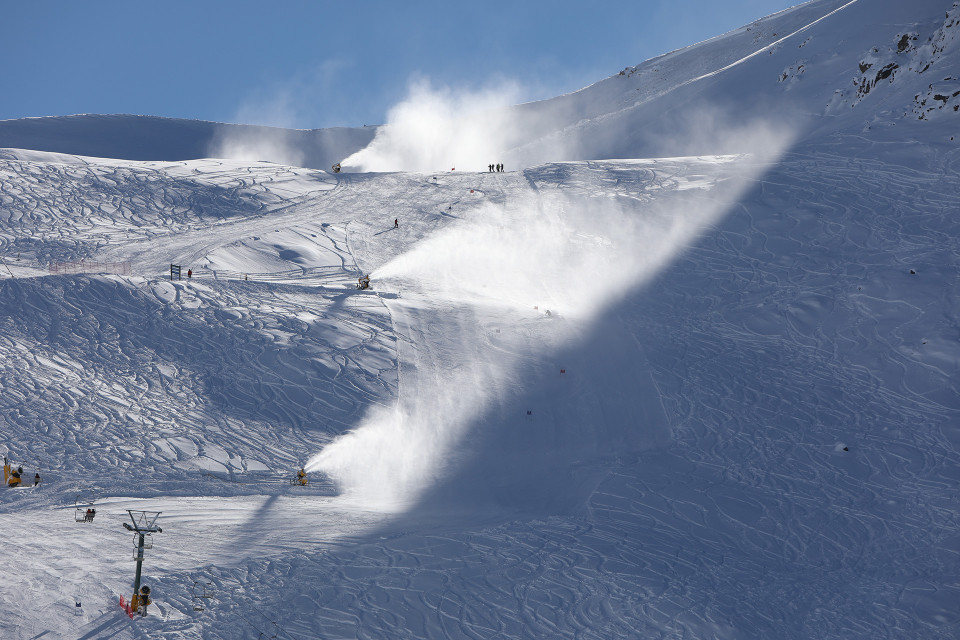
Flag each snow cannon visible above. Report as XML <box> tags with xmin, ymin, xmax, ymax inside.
<box><xmin>357</xmin><ymin>275</ymin><xmax>370</xmax><ymax>290</ymax></box>
<box><xmin>136</xmin><ymin>585</ymin><xmax>152</xmax><ymax>616</ymax></box>
<box><xmin>332</xmin><ymin>162</ymin><xmax>341</xmax><ymax>174</ymax></box>
<box><xmin>4</xmin><ymin>457</ymin><xmax>23</xmax><ymax>487</ymax></box>
<box><xmin>292</xmin><ymin>468</ymin><xmax>308</xmax><ymax>486</ymax></box>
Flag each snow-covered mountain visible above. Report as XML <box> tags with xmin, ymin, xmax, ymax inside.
<box><xmin>0</xmin><ymin>114</ymin><xmax>376</xmax><ymax>171</ymax></box>
<box><xmin>0</xmin><ymin>1</ymin><xmax>958</xmax><ymax>638</ymax></box>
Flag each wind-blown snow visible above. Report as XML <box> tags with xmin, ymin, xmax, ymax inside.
<box><xmin>0</xmin><ymin>0</ymin><xmax>959</xmax><ymax>638</ymax></box>
<box><xmin>340</xmin><ymin>80</ymin><xmax>524</xmax><ymax>173</ymax></box>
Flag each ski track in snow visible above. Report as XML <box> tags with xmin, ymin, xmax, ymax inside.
<box><xmin>0</xmin><ymin>134</ymin><xmax>957</xmax><ymax>639</ymax></box>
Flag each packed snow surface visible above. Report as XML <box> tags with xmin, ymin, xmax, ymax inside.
<box><xmin>1</xmin><ymin>0</ymin><xmax>959</xmax><ymax>638</ymax></box>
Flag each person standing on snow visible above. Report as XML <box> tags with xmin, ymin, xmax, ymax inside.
<box><xmin>394</xmin><ymin>218</ymin><xmax>399</xmax><ymax>228</ymax></box>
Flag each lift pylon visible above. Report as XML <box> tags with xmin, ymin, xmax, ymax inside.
<box><xmin>122</xmin><ymin>510</ymin><xmax>162</xmax><ymax>615</ymax></box>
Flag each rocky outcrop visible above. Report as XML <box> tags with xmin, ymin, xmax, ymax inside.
<box><xmin>828</xmin><ymin>1</ymin><xmax>959</xmax><ymax>117</ymax></box>
<box><xmin>912</xmin><ymin>2</ymin><xmax>960</xmax><ymax>118</ymax></box>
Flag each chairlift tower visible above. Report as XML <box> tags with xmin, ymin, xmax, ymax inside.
<box><xmin>122</xmin><ymin>510</ymin><xmax>162</xmax><ymax>615</ymax></box>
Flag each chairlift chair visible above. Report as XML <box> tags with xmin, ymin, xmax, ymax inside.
<box><xmin>192</xmin><ymin>580</ymin><xmax>213</xmax><ymax>611</ymax></box>
<box><xmin>74</xmin><ymin>491</ymin><xmax>96</xmax><ymax>523</ymax></box>
<box><xmin>130</xmin><ymin>533</ymin><xmax>154</xmax><ymax>561</ymax></box>
<box><xmin>133</xmin><ymin>532</ymin><xmax>153</xmax><ymax>549</ymax></box>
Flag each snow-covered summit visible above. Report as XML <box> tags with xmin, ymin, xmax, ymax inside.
<box><xmin>4</xmin><ymin>0</ymin><xmax>957</xmax><ymax>172</ymax></box>
<box><xmin>0</xmin><ymin>113</ymin><xmax>376</xmax><ymax>170</ymax></box>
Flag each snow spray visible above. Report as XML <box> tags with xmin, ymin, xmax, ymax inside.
<box><xmin>312</xmin><ymin>129</ymin><xmax>795</xmax><ymax>512</ymax></box>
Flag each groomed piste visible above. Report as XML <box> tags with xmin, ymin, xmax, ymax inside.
<box><xmin>1</xmin><ymin>0</ymin><xmax>959</xmax><ymax>638</ymax></box>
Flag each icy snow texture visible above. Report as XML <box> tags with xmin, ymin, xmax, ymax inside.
<box><xmin>0</xmin><ymin>0</ymin><xmax>959</xmax><ymax>638</ymax></box>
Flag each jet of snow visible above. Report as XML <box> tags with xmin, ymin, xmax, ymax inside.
<box><xmin>209</xmin><ymin>126</ymin><xmax>306</xmax><ymax>167</ymax></box>
<box><xmin>310</xmin><ymin>120</ymin><xmax>794</xmax><ymax>510</ymax></box>
<box><xmin>340</xmin><ymin>78</ymin><xmax>523</xmax><ymax>173</ymax></box>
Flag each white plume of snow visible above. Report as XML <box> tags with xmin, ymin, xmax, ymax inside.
<box><xmin>340</xmin><ymin>78</ymin><xmax>523</xmax><ymax>173</ymax></box>
<box><xmin>310</xmin><ymin>121</ymin><xmax>794</xmax><ymax>510</ymax></box>
<box><xmin>209</xmin><ymin>126</ymin><xmax>306</xmax><ymax>167</ymax></box>
<box><xmin>4</xmin><ymin>1</ymin><xmax>960</xmax><ymax>637</ymax></box>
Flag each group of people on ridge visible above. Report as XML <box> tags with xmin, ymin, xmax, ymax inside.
<box><xmin>488</xmin><ymin>164</ymin><xmax>505</xmax><ymax>172</ymax></box>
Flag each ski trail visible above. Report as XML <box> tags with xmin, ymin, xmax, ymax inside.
<box><xmin>685</xmin><ymin>0</ymin><xmax>860</xmax><ymax>86</ymax></box>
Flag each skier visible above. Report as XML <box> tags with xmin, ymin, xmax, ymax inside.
<box><xmin>187</xmin><ymin>269</ymin><xmax>192</xmax><ymax>279</ymax></box>
<box><xmin>33</xmin><ymin>472</ymin><xmax>40</xmax><ymax>486</ymax></box>
<box><xmin>394</xmin><ymin>218</ymin><xmax>399</xmax><ymax>229</ymax></box>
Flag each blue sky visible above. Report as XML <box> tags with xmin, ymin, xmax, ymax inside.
<box><xmin>3</xmin><ymin>1</ymin><xmax>802</xmax><ymax>129</ymax></box>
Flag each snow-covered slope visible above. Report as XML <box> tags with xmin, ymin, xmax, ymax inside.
<box><xmin>0</xmin><ymin>114</ymin><xmax>376</xmax><ymax>170</ymax></box>
<box><xmin>1</xmin><ymin>1</ymin><xmax>959</xmax><ymax>639</ymax></box>
<box><xmin>505</xmin><ymin>0</ymin><xmax>960</xmax><ymax>162</ymax></box>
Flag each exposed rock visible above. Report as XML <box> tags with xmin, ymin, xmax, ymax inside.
<box><xmin>834</xmin><ymin>3</ymin><xmax>959</xmax><ymax>116</ymax></box>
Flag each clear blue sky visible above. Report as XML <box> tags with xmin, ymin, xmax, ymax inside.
<box><xmin>2</xmin><ymin>1</ymin><xmax>802</xmax><ymax>129</ymax></box>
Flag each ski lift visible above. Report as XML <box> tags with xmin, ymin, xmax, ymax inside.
<box><xmin>74</xmin><ymin>491</ymin><xmax>97</xmax><ymax>523</ymax></box>
<box><xmin>192</xmin><ymin>580</ymin><xmax>213</xmax><ymax>611</ymax></box>
<box><xmin>131</xmin><ymin>533</ymin><xmax>153</xmax><ymax>560</ymax></box>
<box><xmin>133</xmin><ymin>532</ymin><xmax>154</xmax><ymax>550</ymax></box>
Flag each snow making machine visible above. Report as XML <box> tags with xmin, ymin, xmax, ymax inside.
<box><xmin>3</xmin><ymin>456</ymin><xmax>35</xmax><ymax>488</ymax></box>
<box><xmin>357</xmin><ymin>274</ymin><xmax>371</xmax><ymax>290</ymax></box>
<box><xmin>289</xmin><ymin>468</ymin><xmax>309</xmax><ymax>486</ymax></box>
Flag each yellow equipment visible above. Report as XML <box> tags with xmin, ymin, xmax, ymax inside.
<box><xmin>357</xmin><ymin>275</ymin><xmax>370</xmax><ymax>290</ymax></box>
<box><xmin>132</xmin><ymin>585</ymin><xmax>152</xmax><ymax>616</ymax></box>
<box><xmin>4</xmin><ymin>457</ymin><xmax>22</xmax><ymax>487</ymax></box>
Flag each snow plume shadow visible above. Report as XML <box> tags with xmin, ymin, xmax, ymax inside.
<box><xmin>311</xmin><ymin>139</ymin><xmax>795</xmax><ymax>514</ymax></box>
<box><xmin>340</xmin><ymin>78</ymin><xmax>523</xmax><ymax>173</ymax></box>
